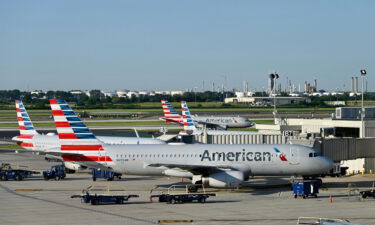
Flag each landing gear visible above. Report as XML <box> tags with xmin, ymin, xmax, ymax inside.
<box><xmin>187</xmin><ymin>185</ymin><xmax>199</xmax><ymax>193</ymax></box>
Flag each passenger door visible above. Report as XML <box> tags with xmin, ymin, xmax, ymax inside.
<box><xmin>289</xmin><ymin>147</ymin><xmax>300</xmax><ymax>165</ymax></box>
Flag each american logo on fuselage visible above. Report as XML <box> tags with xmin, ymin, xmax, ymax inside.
<box><xmin>201</xmin><ymin>149</ymin><xmax>271</xmax><ymax>162</ymax></box>
<box><xmin>205</xmin><ymin>118</ymin><xmax>233</xmax><ymax>124</ymax></box>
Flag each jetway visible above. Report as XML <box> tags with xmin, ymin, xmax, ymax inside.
<box><xmin>314</xmin><ymin>138</ymin><xmax>375</xmax><ymax>162</ymax></box>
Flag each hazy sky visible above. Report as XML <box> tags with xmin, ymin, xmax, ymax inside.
<box><xmin>1</xmin><ymin>1</ymin><xmax>374</xmax><ymax>92</ymax></box>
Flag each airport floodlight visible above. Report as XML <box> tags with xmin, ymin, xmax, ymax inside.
<box><xmin>360</xmin><ymin>69</ymin><xmax>367</xmax><ymax>137</ymax></box>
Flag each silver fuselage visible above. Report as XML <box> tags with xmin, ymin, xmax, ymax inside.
<box><xmin>193</xmin><ymin>116</ymin><xmax>254</xmax><ymax>128</ymax></box>
<box><xmin>98</xmin><ymin>144</ymin><xmax>333</xmax><ymax>178</ymax></box>
<box><xmin>12</xmin><ymin>134</ymin><xmax>166</xmax><ymax>152</ymax></box>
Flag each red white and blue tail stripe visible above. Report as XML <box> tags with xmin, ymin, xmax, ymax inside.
<box><xmin>161</xmin><ymin>99</ymin><xmax>183</xmax><ymax>124</ymax></box>
<box><xmin>181</xmin><ymin>101</ymin><xmax>197</xmax><ymax>132</ymax></box>
<box><xmin>15</xmin><ymin>100</ymin><xmax>38</xmax><ymax>136</ymax></box>
<box><xmin>49</xmin><ymin>99</ymin><xmax>112</xmax><ymax>164</ymax></box>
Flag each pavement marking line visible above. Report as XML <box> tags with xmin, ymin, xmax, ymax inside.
<box><xmin>15</xmin><ymin>189</ymin><xmax>43</xmax><ymax>191</ymax></box>
<box><xmin>0</xmin><ymin>183</ymin><xmax>157</xmax><ymax>225</ymax></box>
<box><xmin>159</xmin><ymin>218</ymin><xmax>375</xmax><ymax>223</ymax></box>
<box><xmin>158</xmin><ymin>220</ymin><xmax>193</xmax><ymax>223</ymax></box>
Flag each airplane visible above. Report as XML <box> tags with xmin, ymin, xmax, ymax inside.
<box><xmin>160</xmin><ymin>99</ymin><xmax>254</xmax><ymax>130</ymax></box>
<box><xmin>46</xmin><ymin>99</ymin><xmax>334</xmax><ymax>191</ymax></box>
<box><xmin>180</xmin><ymin>100</ymin><xmax>257</xmax><ymax>136</ymax></box>
<box><xmin>11</xmin><ymin>100</ymin><xmax>166</xmax><ymax>170</ymax></box>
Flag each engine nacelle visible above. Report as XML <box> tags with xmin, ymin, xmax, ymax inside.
<box><xmin>162</xmin><ymin>169</ymin><xmax>193</xmax><ymax>178</ymax></box>
<box><xmin>202</xmin><ymin>171</ymin><xmax>244</xmax><ymax>188</ymax></box>
<box><xmin>63</xmin><ymin>162</ymin><xmax>86</xmax><ymax>171</ymax></box>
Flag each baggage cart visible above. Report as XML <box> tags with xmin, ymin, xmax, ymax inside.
<box><xmin>71</xmin><ymin>185</ymin><xmax>139</xmax><ymax>205</ymax></box>
<box><xmin>293</xmin><ymin>180</ymin><xmax>319</xmax><ymax>199</ymax></box>
<box><xmin>150</xmin><ymin>185</ymin><xmax>216</xmax><ymax>204</ymax></box>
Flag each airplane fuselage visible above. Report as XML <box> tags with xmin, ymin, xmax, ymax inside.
<box><xmin>12</xmin><ymin>134</ymin><xmax>166</xmax><ymax>152</ymax></box>
<box><xmin>194</xmin><ymin>116</ymin><xmax>254</xmax><ymax>128</ymax></box>
<box><xmin>90</xmin><ymin>144</ymin><xmax>333</xmax><ymax>178</ymax></box>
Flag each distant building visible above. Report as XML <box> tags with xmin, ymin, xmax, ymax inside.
<box><xmin>69</xmin><ymin>90</ymin><xmax>84</xmax><ymax>95</ymax></box>
<box><xmin>101</xmin><ymin>91</ymin><xmax>116</xmax><ymax>98</ymax></box>
<box><xmin>126</xmin><ymin>91</ymin><xmax>140</xmax><ymax>98</ymax></box>
<box><xmin>224</xmin><ymin>96</ymin><xmax>309</xmax><ymax>106</ymax></box>
<box><xmin>235</xmin><ymin>91</ymin><xmax>253</xmax><ymax>98</ymax></box>
<box><xmin>31</xmin><ymin>90</ymin><xmax>45</xmax><ymax>95</ymax></box>
<box><xmin>138</xmin><ymin>90</ymin><xmax>149</xmax><ymax>96</ymax></box>
<box><xmin>170</xmin><ymin>91</ymin><xmax>185</xmax><ymax>96</ymax></box>
<box><xmin>116</xmin><ymin>90</ymin><xmax>128</xmax><ymax>98</ymax></box>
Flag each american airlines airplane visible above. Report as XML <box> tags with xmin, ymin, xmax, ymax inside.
<box><xmin>11</xmin><ymin>100</ymin><xmax>165</xmax><ymax>170</ymax></box>
<box><xmin>179</xmin><ymin>101</ymin><xmax>257</xmax><ymax>136</ymax></box>
<box><xmin>46</xmin><ymin>99</ymin><xmax>333</xmax><ymax>191</ymax></box>
<box><xmin>160</xmin><ymin>99</ymin><xmax>254</xmax><ymax>130</ymax></box>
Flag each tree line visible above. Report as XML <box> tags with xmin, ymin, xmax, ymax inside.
<box><xmin>0</xmin><ymin>89</ymin><xmax>374</xmax><ymax>109</ymax></box>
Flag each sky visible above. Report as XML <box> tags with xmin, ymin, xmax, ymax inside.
<box><xmin>0</xmin><ymin>0</ymin><xmax>374</xmax><ymax>92</ymax></box>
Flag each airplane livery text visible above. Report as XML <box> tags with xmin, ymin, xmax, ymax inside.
<box><xmin>201</xmin><ymin>150</ymin><xmax>271</xmax><ymax>162</ymax></box>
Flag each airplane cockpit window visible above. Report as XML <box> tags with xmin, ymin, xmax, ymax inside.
<box><xmin>309</xmin><ymin>153</ymin><xmax>313</xmax><ymax>157</ymax></box>
<box><xmin>313</xmin><ymin>153</ymin><xmax>320</xmax><ymax>157</ymax></box>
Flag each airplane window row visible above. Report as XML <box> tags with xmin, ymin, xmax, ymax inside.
<box><xmin>116</xmin><ymin>154</ymin><xmax>198</xmax><ymax>158</ymax></box>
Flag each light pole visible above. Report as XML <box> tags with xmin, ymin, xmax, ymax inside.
<box><xmin>194</xmin><ymin>86</ymin><xmax>198</xmax><ymax>104</ymax></box>
<box><xmin>273</xmin><ymin>73</ymin><xmax>279</xmax><ymax>114</ymax></box>
<box><xmin>270</xmin><ymin>72</ymin><xmax>279</xmax><ymax>120</ymax></box>
<box><xmin>360</xmin><ymin>69</ymin><xmax>367</xmax><ymax>138</ymax></box>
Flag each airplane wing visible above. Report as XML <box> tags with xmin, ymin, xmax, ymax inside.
<box><xmin>159</xmin><ymin>117</ymin><xmax>184</xmax><ymax>125</ymax></box>
<box><xmin>147</xmin><ymin>163</ymin><xmax>239</xmax><ymax>176</ymax></box>
<box><xmin>194</xmin><ymin>121</ymin><xmax>227</xmax><ymax>130</ymax></box>
<box><xmin>45</xmin><ymin>148</ymin><xmax>111</xmax><ymax>170</ymax></box>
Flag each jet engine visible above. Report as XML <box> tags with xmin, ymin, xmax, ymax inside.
<box><xmin>202</xmin><ymin>171</ymin><xmax>244</xmax><ymax>188</ymax></box>
<box><xmin>63</xmin><ymin>162</ymin><xmax>87</xmax><ymax>171</ymax></box>
<box><xmin>162</xmin><ymin>169</ymin><xmax>193</xmax><ymax>178</ymax></box>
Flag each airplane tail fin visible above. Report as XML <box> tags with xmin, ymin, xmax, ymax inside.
<box><xmin>181</xmin><ymin>101</ymin><xmax>197</xmax><ymax>133</ymax></box>
<box><xmin>49</xmin><ymin>99</ymin><xmax>112</xmax><ymax>163</ymax></box>
<box><xmin>161</xmin><ymin>99</ymin><xmax>182</xmax><ymax>123</ymax></box>
<box><xmin>15</xmin><ymin>100</ymin><xmax>38</xmax><ymax>135</ymax></box>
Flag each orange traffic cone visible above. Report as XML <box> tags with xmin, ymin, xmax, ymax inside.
<box><xmin>329</xmin><ymin>195</ymin><xmax>333</xmax><ymax>203</ymax></box>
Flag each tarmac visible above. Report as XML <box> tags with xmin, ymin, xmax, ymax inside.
<box><xmin>1</xmin><ymin>150</ymin><xmax>375</xmax><ymax>225</ymax></box>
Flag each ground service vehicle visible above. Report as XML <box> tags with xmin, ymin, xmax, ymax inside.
<box><xmin>92</xmin><ymin>168</ymin><xmax>122</xmax><ymax>181</ymax></box>
<box><xmin>71</xmin><ymin>186</ymin><xmax>138</xmax><ymax>205</ymax></box>
<box><xmin>150</xmin><ymin>185</ymin><xmax>216</xmax><ymax>204</ymax></box>
<box><xmin>0</xmin><ymin>163</ymin><xmax>38</xmax><ymax>181</ymax></box>
<box><xmin>43</xmin><ymin>165</ymin><xmax>66</xmax><ymax>180</ymax></box>
<box><xmin>293</xmin><ymin>180</ymin><xmax>319</xmax><ymax>199</ymax></box>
